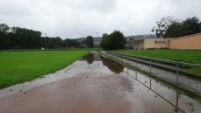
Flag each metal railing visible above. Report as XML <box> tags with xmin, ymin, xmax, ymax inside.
<box><xmin>106</xmin><ymin>51</ymin><xmax>201</xmax><ymax>76</ymax></box>
<box><xmin>103</xmin><ymin>51</ymin><xmax>201</xmax><ymax>96</ymax></box>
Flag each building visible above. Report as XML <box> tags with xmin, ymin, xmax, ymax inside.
<box><xmin>132</xmin><ymin>33</ymin><xmax>201</xmax><ymax>50</ymax></box>
<box><xmin>167</xmin><ymin>33</ymin><xmax>201</xmax><ymax>49</ymax></box>
<box><xmin>133</xmin><ymin>38</ymin><xmax>168</xmax><ymax>49</ymax></box>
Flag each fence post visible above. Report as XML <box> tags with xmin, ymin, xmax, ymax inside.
<box><xmin>176</xmin><ymin>62</ymin><xmax>179</xmax><ymax>84</ymax></box>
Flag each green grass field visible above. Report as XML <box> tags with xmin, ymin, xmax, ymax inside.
<box><xmin>113</xmin><ymin>50</ymin><xmax>201</xmax><ymax>76</ymax></box>
<box><xmin>0</xmin><ymin>49</ymin><xmax>91</xmax><ymax>88</ymax></box>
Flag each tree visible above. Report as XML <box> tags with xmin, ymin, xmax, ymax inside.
<box><xmin>80</xmin><ymin>40</ymin><xmax>86</xmax><ymax>48</ymax></box>
<box><xmin>152</xmin><ymin>17</ymin><xmax>173</xmax><ymax>38</ymax></box>
<box><xmin>109</xmin><ymin>30</ymin><xmax>126</xmax><ymax>50</ymax></box>
<box><xmin>0</xmin><ymin>23</ymin><xmax>10</xmax><ymax>33</ymax></box>
<box><xmin>10</xmin><ymin>27</ymin><xmax>42</xmax><ymax>49</ymax></box>
<box><xmin>0</xmin><ymin>23</ymin><xmax>10</xmax><ymax>49</ymax></box>
<box><xmin>182</xmin><ymin>17</ymin><xmax>201</xmax><ymax>35</ymax></box>
<box><xmin>100</xmin><ymin>30</ymin><xmax>126</xmax><ymax>50</ymax></box>
<box><xmin>47</xmin><ymin>37</ymin><xmax>63</xmax><ymax>49</ymax></box>
<box><xmin>86</xmin><ymin>35</ymin><xmax>94</xmax><ymax>48</ymax></box>
<box><xmin>64</xmin><ymin>39</ymin><xmax>71</xmax><ymax>48</ymax></box>
<box><xmin>165</xmin><ymin>20</ymin><xmax>183</xmax><ymax>38</ymax></box>
<box><xmin>70</xmin><ymin>39</ymin><xmax>80</xmax><ymax>48</ymax></box>
<box><xmin>100</xmin><ymin>33</ymin><xmax>109</xmax><ymax>50</ymax></box>
<box><xmin>153</xmin><ymin>16</ymin><xmax>201</xmax><ymax>38</ymax></box>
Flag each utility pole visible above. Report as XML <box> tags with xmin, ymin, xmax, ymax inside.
<box><xmin>97</xmin><ymin>32</ymin><xmax>98</xmax><ymax>51</ymax></box>
<box><xmin>44</xmin><ymin>33</ymin><xmax>47</xmax><ymax>50</ymax></box>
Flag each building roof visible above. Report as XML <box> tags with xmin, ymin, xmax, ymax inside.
<box><xmin>168</xmin><ymin>33</ymin><xmax>201</xmax><ymax>41</ymax></box>
<box><xmin>126</xmin><ymin>34</ymin><xmax>156</xmax><ymax>39</ymax></box>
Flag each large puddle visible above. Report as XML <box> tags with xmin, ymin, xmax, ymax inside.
<box><xmin>0</xmin><ymin>52</ymin><xmax>201</xmax><ymax>113</ymax></box>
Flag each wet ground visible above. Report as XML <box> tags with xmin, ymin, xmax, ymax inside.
<box><xmin>0</xmin><ymin>52</ymin><xmax>201</xmax><ymax>113</ymax></box>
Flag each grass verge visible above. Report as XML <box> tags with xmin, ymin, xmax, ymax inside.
<box><xmin>113</xmin><ymin>50</ymin><xmax>201</xmax><ymax>64</ymax></box>
<box><xmin>0</xmin><ymin>49</ymin><xmax>92</xmax><ymax>89</ymax></box>
<box><xmin>113</xmin><ymin>49</ymin><xmax>201</xmax><ymax>76</ymax></box>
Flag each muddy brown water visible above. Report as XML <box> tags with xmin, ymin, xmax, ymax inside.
<box><xmin>0</xmin><ymin>52</ymin><xmax>201</xmax><ymax>113</ymax></box>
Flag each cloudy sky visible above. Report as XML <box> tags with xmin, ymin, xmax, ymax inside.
<box><xmin>1</xmin><ymin>0</ymin><xmax>201</xmax><ymax>39</ymax></box>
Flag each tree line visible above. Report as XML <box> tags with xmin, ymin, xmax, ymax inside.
<box><xmin>152</xmin><ymin>16</ymin><xmax>201</xmax><ymax>38</ymax></box>
<box><xmin>0</xmin><ymin>24</ymin><xmax>42</xmax><ymax>49</ymax></box>
<box><xmin>0</xmin><ymin>23</ymin><xmax>94</xmax><ymax>50</ymax></box>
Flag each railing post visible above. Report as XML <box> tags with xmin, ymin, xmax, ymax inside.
<box><xmin>176</xmin><ymin>62</ymin><xmax>179</xmax><ymax>84</ymax></box>
<box><xmin>150</xmin><ymin>59</ymin><xmax>152</xmax><ymax>73</ymax></box>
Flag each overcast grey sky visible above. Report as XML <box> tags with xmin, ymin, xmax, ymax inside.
<box><xmin>1</xmin><ymin>0</ymin><xmax>201</xmax><ymax>39</ymax></box>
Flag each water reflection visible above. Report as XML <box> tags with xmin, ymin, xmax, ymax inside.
<box><xmin>80</xmin><ymin>52</ymin><xmax>201</xmax><ymax>112</ymax></box>
<box><xmin>80</xmin><ymin>53</ymin><xmax>124</xmax><ymax>74</ymax></box>
<box><xmin>127</xmin><ymin>68</ymin><xmax>201</xmax><ymax>113</ymax></box>
<box><xmin>101</xmin><ymin>56</ymin><xmax>124</xmax><ymax>74</ymax></box>
<box><xmin>79</xmin><ymin>53</ymin><xmax>94</xmax><ymax>64</ymax></box>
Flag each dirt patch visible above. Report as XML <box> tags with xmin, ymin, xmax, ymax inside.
<box><xmin>0</xmin><ymin>72</ymin><xmax>141</xmax><ymax>113</ymax></box>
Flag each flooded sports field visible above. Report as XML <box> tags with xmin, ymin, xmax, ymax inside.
<box><xmin>0</xmin><ymin>52</ymin><xmax>201</xmax><ymax>113</ymax></box>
